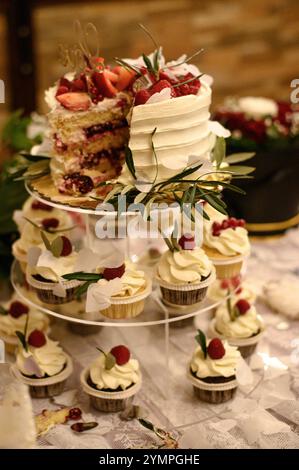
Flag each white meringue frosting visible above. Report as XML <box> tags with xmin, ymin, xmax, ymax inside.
<box><xmin>190</xmin><ymin>340</ymin><xmax>240</xmax><ymax>378</ymax></box>
<box><xmin>204</xmin><ymin>225</ymin><xmax>250</xmax><ymax>257</ymax></box>
<box><xmin>215</xmin><ymin>303</ymin><xmax>262</xmax><ymax>339</ymax></box>
<box><xmin>157</xmin><ymin>247</ymin><xmax>213</xmax><ymax>285</ymax></box>
<box><xmin>31</xmin><ymin>248</ymin><xmax>79</xmax><ymax>282</ymax></box>
<box><xmin>16</xmin><ymin>337</ymin><xmax>67</xmax><ymax>377</ymax></box>
<box><xmin>127</xmin><ymin>80</ymin><xmax>215</xmax><ymax>183</ymax></box>
<box><xmin>89</xmin><ymin>353</ymin><xmax>140</xmax><ymax>391</ymax></box>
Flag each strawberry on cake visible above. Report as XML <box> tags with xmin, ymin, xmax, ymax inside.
<box><xmin>46</xmin><ymin>59</ymin><xmax>135</xmax><ymax>197</ymax></box>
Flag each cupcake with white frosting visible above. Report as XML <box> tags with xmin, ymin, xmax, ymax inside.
<box><xmin>13</xmin><ymin>196</ymin><xmax>71</xmax><ymax>233</ymax></box>
<box><xmin>207</xmin><ymin>276</ymin><xmax>257</xmax><ymax>305</ymax></box>
<box><xmin>11</xmin><ymin>330</ymin><xmax>72</xmax><ymax>398</ymax></box>
<box><xmin>156</xmin><ymin>234</ymin><xmax>215</xmax><ymax>306</ymax></box>
<box><xmin>203</xmin><ymin>216</ymin><xmax>250</xmax><ymax>279</ymax></box>
<box><xmin>0</xmin><ymin>296</ymin><xmax>49</xmax><ymax>355</ymax></box>
<box><xmin>80</xmin><ymin>344</ymin><xmax>141</xmax><ymax>412</ymax></box>
<box><xmin>72</xmin><ymin>260</ymin><xmax>151</xmax><ymax>320</ymax></box>
<box><xmin>12</xmin><ymin>212</ymin><xmax>73</xmax><ymax>273</ymax></box>
<box><xmin>187</xmin><ymin>329</ymin><xmax>240</xmax><ymax>403</ymax></box>
<box><xmin>26</xmin><ymin>234</ymin><xmax>82</xmax><ymax>304</ymax></box>
<box><xmin>209</xmin><ymin>298</ymin><xmax>265</xmax><ymax>358</ymax></box>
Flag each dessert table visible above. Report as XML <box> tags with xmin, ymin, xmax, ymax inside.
<box><xmin>7</xmin><ymin>228</ymin><xmax>299</xmax><ymax>449</ymax></box>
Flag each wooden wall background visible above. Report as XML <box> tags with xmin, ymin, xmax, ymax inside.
<box><xmin>0</xmin><ymin>0</ymin><xmax>298</xmax><ymax>130</ymax></box>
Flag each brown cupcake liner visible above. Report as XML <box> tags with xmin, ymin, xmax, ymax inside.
<box><xmin>237</xmin><ymin>343</ymin><xmax>258</xmax><ymax>358</ymax></box>
<box><xmin>89</xmin><ymin>395</ymin><xmax>134</xmax><ymax>412</ymax></box>
<box><xmin>193</xmin><ymin>384</ymin><xmax>237</xmax><ymax>404</ymax></box>
<box><xmin>68</xmin><ymin>322</ymin><xmax>103</xmax><ymax>336</ymax></box>
<box><xmin>160</xmin><ymin>285</ymin><xmax>208</xmax><ymax>306</ymax></box>
<box><xmin>26</xmin><ymin>272</ymin><xmax>82</xmax><ymax>305</ymax></box>
<box><xmin>29</xmin><ymin>379</ymin><xmax>67</xmax><ymax>398</ymax></box>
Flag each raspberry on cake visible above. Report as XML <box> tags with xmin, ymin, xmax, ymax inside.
<box><xmin>46</xmin><ymin>58</ymin><xmax>134</xmax><ymax>197</ymax></box>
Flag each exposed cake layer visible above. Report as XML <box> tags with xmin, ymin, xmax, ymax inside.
<box><xmin>127</xmin><ymin>80</ymin><xmax>214</xmax><ymax>182</ymax></box>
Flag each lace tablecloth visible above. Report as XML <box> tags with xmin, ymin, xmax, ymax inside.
<box><xmin>16</xmin><ymin>230</ymin><xmax>299</xmax><ymax>448</ymax></box>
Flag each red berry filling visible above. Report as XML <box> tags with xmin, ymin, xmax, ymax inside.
<box><xmin>212</xmin><ymin>218</ymin><xmax>246</xmax><ymax>236</ymax></box>
<box><xmin>110</xmin><ymin>345</ymin><xmax>130</xmax><ymax>365</ymax></box>
<box><xmin>62</xmin><ymin>173</ymin><xmax>94</xmax><ymax>195</ymax></box>
<box><xmin>28</xmin><ymin>329</ymin><xmax>47</xmax><ymax>348</ymax></box>
<box><xmin>9</xmin><ymin>301</ymin><xmax>29</xmax><ymax>318</ymax></box>
<box><xmin>207</xmin><ymin>338</ymin><xmax>225</xmax><ymax>360</ymax></box>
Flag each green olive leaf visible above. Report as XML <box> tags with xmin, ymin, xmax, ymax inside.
<box><xmin>105</xmin><ymin>352</ymin><xmax>116</xmax><ymax>370</ymax></box>
<box><xmin>15</xmin><ymin>331</ymin><xmax>27</xmax><ymax>351</ymax></box>
<box><xmin>195</xmin><ymin>329</ymin><xmax>207</xmax><ymax>358</ymax></box>
<box><xmin>51</xmin><ymin>236</ymin><xmax>63</xmax><ymax>258</ymax></box>
<box><xmin>41</xmin><ymin>231</ymin><xmax>51</xmax><ymax>251</ymax></box>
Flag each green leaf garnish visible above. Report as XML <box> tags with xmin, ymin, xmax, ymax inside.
<box><xmin>41</xmin><ymin>231</ymin><xmax>51</xmax><ymax>251</ymax></box>
<box><xmin>224</xmin><ymin>152</ymin><xmax>255</xmax><ymax>164</ymax></box>
<box><xmin>195</xmin><ymin>329</ymin><xmax>207</xmax><ymax>358</ymax></box>
<box><xmin>212</xmin><ymin>136</ymin><xmax>226</xmax><ymax>169</ymax></box>
<box><xmin>62</xmin><ymin>272</ymin><xmax>102</xmax><ymax>281</ymax></box>
<box><xmin>15</xmin><ymin>331</ymin><xmax>27</xmax><ymax>350</ymax></box>
<box><xmin>125</xmin><ymin>146</ymin><xmax>136</xmax><ymax>179</ymax></box>
<box><xmin>75</xmin><ymin>281</ymin><xmax>93</xmax><ymax>299</ymax></box>
<box><xmin>105</xmin><ymin>352</ymin><xmax>116</xmax><ymax>370</ymax></box>
<box><xmin>0</xmin><ymin>306</ymin><xmax>7</xmax><ymax>315</ymax></box>
<box><xmin>138</xmin><ymin>418</ymin><xmax>155</xmax><ymax>432</ymax></box>
<box><xmin>51</xmin><ymin>236</ymin><xmax>63</xmax><ymax>257</ymax></box>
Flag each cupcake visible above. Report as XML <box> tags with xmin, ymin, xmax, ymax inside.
<box><xmin>26</xmin><ymin>235</ymin><xmax>82</xmax><ymax>304</ymax></box>
<box><xmin>0</xmin><ymin>297</ymin><xmax>49</xmax><ymax>355</ymax></box>
<box><xmin>207</xmin><ymin>275</ymin><xmax>257</xmax><ymax>305</ymax></box>
<box><xmin>11</xmin><ymin>329</ymin><xmax>72</xmax><ymax>398</ymax></box>
<box><xmin>203</xmin><ymin>216</ymin><xmax>250</xmax><ymax>279</ymax></box>
<box><xmin>89</xmin><ymin>261</ymin><xmax>151</xmax><ymax>320</ymax></box>
<box><xmin>187</xmin><ymin>329</ymin><xmax>240</xmax><ymax>404</ymax></box>
<box><xmin>13</xmin><ymin>196</ymin><xmax>71</xmax><ymax>233</ymax></box>
<box><xmin>12</xmin><ymin>213</ymin><xmax>73</xmax><ymax>273</ymax></box>
<box><xmin>80</xmin><ymin>345</ymin><xmax>141</xmax><ymax>412</ymax></box>
<box><xmin>156</xmin><ymin>234</ymin><xmax>215</xmax><ymax>306</ymax></box>
<box><xmin>210</xmin><ymin>298</ymin><xmax>265</xmax><ymax>358</ymax></box>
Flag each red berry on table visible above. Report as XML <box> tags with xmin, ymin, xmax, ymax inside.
<box><xmin>178</xmin><ymin>234</ymin><xmax>195</xmax><ymax>250</ymax></box>
<box><xmin>9</xmin><ymin>301</ymin><xmax>29</xmax><ymax>318</ymax></box>
<box><xmin>60</xmin><ymin>236</ymin><xmax>73</xmax><ymax>257</ymax></box>
<box><xmin>110</xmin><ymin>345</ymin><xmax>131</xmax><ymax>365</ymax></box>
<box><xmin>28</xmin><ymin>329</ymin><xmax>47</xmax><ymax>348</ymax></box>
<box><xmin>56</xmin><ymin>92</ymin><xmax>91</xmax><ymax>111</ymax></box>
<box><xmin>220</xmin><ymin>279</ymin><xmax>230</xmax><ymax>289</ymax></box>
<box><xmin>134</xmin><ymin>89</ymin><xmax>151</xmax><ymax>106</ymax></box>
<box><xmin>235</xmin><ymin>299</ymin><xmax>251</xmax><ymax>315</ymax></box>
<box><xmin>68</xmin><ymin>407</ymin><xmax>82</xmax><ymax>420</ymax></box>
<box><xmin>207</xmin><ymin>338</ymin><xmax>225</xmax><ymax>360</ymax></box>
<box><xmin>31</xmin><ymin>200</ymin><xmax>53</xmax><ymax>212</ymax></box>
<box><xmin>103</xmin><ymin>264</ymin><xmax>125</xmax><ymax>281</ymax></box>
<box><xmin>42</xmin><ymin>217</ymin><xmax>59</xmax><ymax>230</ymax></box>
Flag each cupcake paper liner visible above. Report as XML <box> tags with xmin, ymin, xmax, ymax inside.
<box><xmin>11</xmin><ymin>354</ymin><xmax>73</xmax><ymax>398</ymax></box>
<box><xmin>209</xmin><ymin>318</ymin><xmax>265</xmax><ymax>358</ymax></box>
<box><xmin>187</xmin><ymin>368</ymin><xmax>237</xmax><ymax>404</ymax></box>
<box><xmin>26</xmin><ymin>272</ymin><xmax>82</xmax><ymax>305</ymax></box>
<box><xmin>156</xmin><ymin>268</ymin><xmax>215</xmax><ymax>306</ymax></box>
<box><xmin>12</xmin><ymin>242</ymin><xmax>28</xmax><ymax>273</ymax></box>
<box><xmin>80</xmin><ymin>367</ymin><xmax>142</xmax><ymax>412</ymax></box>
<box><xmin>204</xmin><ymin>251</ymin><xmax>247</xmax><ymax>280</ymax></box>
<box><xmin>100</xmin><ymin>279</ymin><xmax>152</xmax><ymax>320</ymax></box>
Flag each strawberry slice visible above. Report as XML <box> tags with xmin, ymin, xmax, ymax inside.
<box><xmin>92</xmin><ymin>70</ymin><xmax>118</xmax><ymax>98</ymax></box>
<box><xmin>105</xmin><ymin>70</ymin><xmax>119</xmax><ymax>84</ymax></box>
<box><xmin>113</xmin><ymin>66</ymin><xmax>136</xmax><ymax>91</ymax></box>
<box><xmin>56</xmin><ymin>92</ymin><xmax>91</xmax><ymax>111</ymax></box>
<box><xmin>150</xmin><ymin>79</ymin><xmax>175</xmax><ymax>97</ymax></box>
<box><xmin>134</xmin><ymin>89</ymin><xmax>151</xmax><ymax>106</ymax></box>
